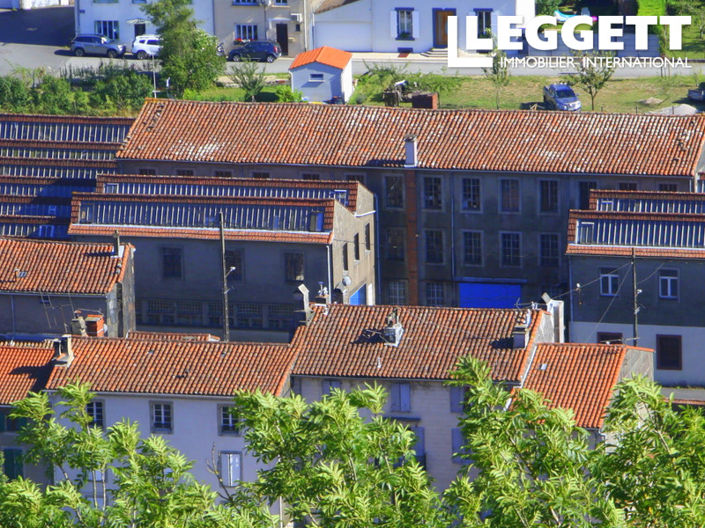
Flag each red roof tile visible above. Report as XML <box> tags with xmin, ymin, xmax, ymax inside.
<box><xmin>127</xmin><ymin>330</ymin><xmax>220</xmax><ymax>341</ymax></box>
<box><xmin>0</xmin><ymin>237</ymin><xmax>131</xmax><ymax>295</ymax></box>
<box><xmin>522</xmin><ymin>343</ymin><xmax>649</xmax><ymax>429</ymax></box>
<box><xmin>0</xmin><ymin>346</ymin><xmax>54</xmax><ymax>404</ymax></box>
<box><xmin>566</xmin><ymin>244</ymin><xmax>705</xmax><ymax>259</ymax></box>
<box><xmin>290</xmin><ymin>46</ymin><xmax>352</xmax><ymax>70</ymax></box>
<box><xmin>46</xmin><ymin>337</ymin><xmax>297</xmax><ymax>397</ymax></box>
<box><xmin>291</xmin><ymin>305</ymin><xmax>545</xmax><ymax>383</ymax></box>
<box><xmin>117</xmin><ymin>100</ymin><xmax>705</xmax><ymax>177</ymax></box>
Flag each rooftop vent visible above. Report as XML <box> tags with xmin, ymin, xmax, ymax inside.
<box><xmin>382</xmin><ymin>308</ymin><xmax>404</xmax><ymax>347</ymax></box>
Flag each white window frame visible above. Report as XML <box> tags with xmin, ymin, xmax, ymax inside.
<box><xmin>659</xmin><ymin>269</ymin><xmax>678</xmax><ymax>300</ymax></box>
<box><xmin>499</xmin><ymin>178</ymin><xmax>520</xmax><ymax>213</ymax></box>
<box><xmin>218</xmin><ymin>405</ymin><xmax>242</xmax><ymax>435</ymax></box>
<box><xmin>600</xmin><ymin>270</ymin><xmax>620</xmax><ymax>297</ymax></box>
<box><xmin>234</xmin><ymin>24</ymin><xmax>258</xmax><ymax>40</ymax></box>
<box><xmin>387</xmin><ymin>280</ymin><xmax>407</xmax><ymax>305</ymax></box>
<box><xmin>150</xmin><ymin>402</ymin><xmax>173</xmax><ymax>434</ymax></box>
<box><xmin>219</xmin><ymin>451</ymin><xmax>242</xmax><ymax>487</ymax></box>
<box><xmin>500</xmin><ymin>232</ymin><xmax>521</xmax><ymax>268</ymax></box>
<box><xmin>86</xmin><ymin>400</ymin><xmax>104</xmax><ymax>429</ymax></box>
<box><xmin>309</xmin><ymin>73</ymin><xmax>324</xmax><ymax>82</ymax></box>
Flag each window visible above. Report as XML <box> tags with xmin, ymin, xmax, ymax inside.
<box><xmin>364</xmin><ymin>224</ymin><xmax>371</xmax><ymax>251</ymax></box>
<box><xmin>0</xmin><ymin>408</ymin><xmax>24</xmax><ymax>433</ymax></box>
<box><xmin>452</xmin><ymin>428</ymin><xmax>468</xmax><ymax>464</ymax></box>
<box><xmin>390</xmin><ymin>383</ymin><xmax>411</xmax><ymax>412</ymax></box>
<box><xmin>354</xmin><ymin>234</ymin><xmax>360</xmax><ymax>260</ymax></box>
<box><xmin>578</xmin><ymin>181</ymin><xmax>597</xmax><ymax>209</ymax></box>
<box><xmin>225</xmin><ymin>250</ymin><xmax>243</xmax><ymax>281</ymax></box>
<box><xmin>251</xmin><ymin>171</ymin><xmax>269</xmax><ymax>179</ymax></box>
<box><xmin>656</xmin><ymin>335</ymin><xmax>682</xmax><ymax>370</ymax></box>
<box><xmin>539</xmin><ymin>180</ymin><xmax>558</xmax><ymax>212</ymax></box>
<box><xmin>450</xmin><ymin>387</ymin><xmax>466</xmax><ymax>413</ymax></box>
<box><xmin>425</xmin><ymin>230</ymin><xmax>444</xmax><ymax>264</ymax></box>
<box><xmin>94</xmin><ymin>20</ymin><xmax>119</xmax><ymax>39</ymax></box>
<box><xmin>463</xmin><ymin>231</ymin><xmax>482</xmax><ymax>266</ymax></box>
<box><xmin>232</xmin><ymin>0</ymin><xmax>256</xmax><ymax>3</ymax></box>
<box><xmin>322</xmin><ymin>379</ymin><xmax>341</xmax><ymax>395</ymax></box>
<box><xmin>619</xmin><ymin>182</ymin><xmax>637</xmax><ymax>191</ymax></box>
<box><xmin>384</xmin><ymin>229</ymin><xmax>405</xmax><ymax>261</ymax></box>
<box><xmin>387</xmin><ymin>280</ymin><xmax>408</xmax><ymax>305</ymax></box>
<box><xmin>285</xmin><ymin>253</ymin><xmax>304</xmax><ymax>281</ymax></box>
<box><xmin>3</xmin><ymin>449</ymin><xmax>22</xmax><ymax>479</ymax></box>
<box><xmin>396</xmin><ymin>8</ymin><xmax>414</xmax><ymax>39</ymax></box>
<box><xmin>426</xmin><ymin>282</ymin><xmax>445</xmax><ymax>306</ymax></box>
<box><xmin>659</xmin><ymin>183</ymin><xmax>678</xmax><ymax>192</ymax></box>
<box><xmin>475</xmin><ymin>9</ymin><xmax>492</xmax><ymax>37</ymax></box>
<box><xmin>139</xmin><ymin>168</ymin><xmax>156</xmax><ymax>175</ymax></box>
<box><xmin>500</xmin><ymin>232</ymin><xmax>521</xmax><ymax>267</ymax></box>
<box><xmin>302</xmin><ymin>173</ymin><xmax>320</xmax><ymax>180</ymax></box>
<box><xmin>219</xmin><ymin>405</ymin><xmax>241</xmax><ymax>435</ymax></box>
<box><xmin>309</xmin><ymin>73</ymin><xmax>324</xmax><ymax>82</ymax></box>
<box><xmin>151</xmin><ymin>403</ymin><xmax>172</xmax><ymax>433</ymax></box>
<box><xmin>600</xmin><ymin>269</ymin><xmax>620</xmax><ymax>296</ymax></box>
<box><xmin>268</xmin><ymin>304</ymin><xmax>295</xmax><ymax>329</ymax></box>
<box><xmin>176</xmin><ymin>301</ymin><xmax>201</xmax><ymax>326</ymax></box>
<box><xmin>86</xmin><ymin>401</ymin><xmax>104</xmax><ymax>429</ymax></box>
<box><xmin>161</xmin><ymin>248</ymin><xmax>183</xmax><ymax>279</ymax></box>
<box><xmin>597</xmin><ymin>332</ymin><xmax>623</xmax><ymax>344</ymax></box>
<box><xmin>176</xmin><ymin>169</ymin><xmax>194</xmax><ymax>176</ymax></box>
<box><xmin>234</xmin><ymin>303</ymin><xmax>263</xmax><ymax>328</ymax></box>
<box><xmin>385</xmin><ymin>176</ymin><xmax>404</xmax><ymax>208</ymax></box>
<box><xmin>235</xmin><ymin>24</ymin><xmax>258</xmax><ymax>40</ymax></box>
<box><xmin>104</xmin><ymin>183</ymin><xmax>118</xmax><ymax>193</ymax></box>
<box><xmin>462</xmin><ymin>178</ymin><xmax>481</xmax><ymax>211</ymax></box>
<box><xmin>500</xmin><ymin>179</ymin><xmax>520</xmax><ymax>212</ymax></box>
<box><xmin>342</xmin><ymin>244</ymin><xmax>349</xmax><ymax>271</ymax></box>
<box><xmin>214</xmin><ymin>170</ymin><xmax>232</xmax><ymax>178</ymax></box>
<box><xmin>539</xmin><ymin>233</ymin><xmax>559</xmax><ymax>267</ymax></box>
<box><xmin>423</xmin><ymin>177</ymin><xmax>442</xmax><ymax>210</ymax></box>
<box><xmin>219</xmin><ymin>452</ymin><xmax>242</xmax><ymax>487</ymax></box>
<box><xmin>659</xmin><ymin>270</ymin><xmax>678</xmax><ymax>299</ymax></box>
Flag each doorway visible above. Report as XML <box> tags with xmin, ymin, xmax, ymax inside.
<box><xmin>432</xmin><ymin>8</ymin><xmax>456</xmax><ymax>48</ymax></box>
<box><xmin>276</xmin><ymin>23</ymin><xmax>289</xmax><ymax>55</ymax></box>
<box><xmin>134</xmin><ymin>23</ymin><xmax>146</xmax><ymax>38</ymax></box>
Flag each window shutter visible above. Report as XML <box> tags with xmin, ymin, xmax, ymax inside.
<box><xmin>390</xmin><ymin>383</ymin><xmax>401</xmax><ymax>410</ymax></box>
<box><xmin>400</xmin><ymin>383</ymin><xmax>411</xmax><ymax>412</ymax></box>
<box><xmin>450</xmin><ymin>387</ymin><xmax>464</xmax><ymax>413</ymax></box>
<box><xmin>390</xmin><ymin>11</ymin><xmax>397</xmax><ymax>38</ymax></box>
<box><xmin>412</xmin><ymin>426</ymin><xmax>425</xmax><ymax>456</ymax></box>
<box><xmin>452</xmin><ymin>428</ymin><xmax>464</xmax><ymax>462</ymax></box>
<box><xmin>0</xmin><ymin>413</ymin><xmax>6</xmax><ymax>433</ymax></box>
<box><xmin>411</xmin><ymin>10</ymin><xmax>420</xmax><ymax>39</ymax></box>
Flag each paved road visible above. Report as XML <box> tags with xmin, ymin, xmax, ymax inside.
<box><xmin>1</xmin><ymin>7</ymin><xmax>703</xmax><ymax>79</ymax></box>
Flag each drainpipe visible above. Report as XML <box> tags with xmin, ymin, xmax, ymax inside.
<box><xmin>10</xmin><ymin>294</ymin><xmax>16</xmax><ymax>336</ymax></box>
<box><xmin>326</xmin><ymin>244</ymin><xmax>333</xmax><ymax>303</ymax></box>
<box><xmin>373</xmin><ymin>194</ymin><xmax>382</xmax><ymax>304</ymax></box>
<box><xmin>450</xmin><ymin>179</ymin><xmax>456</xmax><ymax>302</ymax></box>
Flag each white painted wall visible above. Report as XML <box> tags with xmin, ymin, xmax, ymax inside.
<box><xmin>50</xmin><ymin>392</ymin><xmax>277</xmax><ymax>509</ymax></box>
<box><xmin>314</xmin><ymin>0</ymin><xmax>518</xmax><ymax>53</ymax></box>
<box><xmin>570</xmin><ymin>321</ymin><xmax>704</xmax><ymax>387</ymax></box>
<box><xmin>290</xmin><ymin>60</ymin><xmax>352</xmax><ymax>103</ymax></box>
<box><xmin>75</xmin><ymin>0</ymin><xmax>214</xmax><ymax>48</ymax></box>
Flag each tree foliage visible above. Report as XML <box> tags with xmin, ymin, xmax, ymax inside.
<box><xmin>443</xmin><ymin>357</ymin><xmax>623</xmax><ymax>527</ymax></box>
<box><xmin>483</xmin><ymin>44</ymin><xmax>510</xmax><ymax>110</ymax></box>
<box><xmin>230</xmin><ymin>384</ymin><xmax>442</xmax><ymax>528</ymax></box>
<box><xmin>569</xmin><ymin>52</ymin><xmax>616</xmax><ymax>111</ymax></box>
<box><xmin>142</xmin><ymin>0</ymin><xmax>225</xmax><ymax>97</ymax></box>
<box><xmin>230</xmin><ymin>61</ymin><xmax>266</xmax><ymax>102</ymax></box>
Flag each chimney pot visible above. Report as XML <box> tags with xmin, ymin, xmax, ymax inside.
<box><xmin>53</xmin><ymin>334</ymin><xmax>74</xmax><ymax>366</ymax></box>
<box><xmin>404</xmin><ymin>135</ymin><xmax>418</xmax><ymax>168</ymax></box>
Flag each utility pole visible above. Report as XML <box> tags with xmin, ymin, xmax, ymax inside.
<box><xmin>219</xmin><ymin>211</ymin><xmax>230</xmax><ymax>342</ymax></box>
<box><xmin>632</xmin><ymin>247</ymin><xmax>639</xmax><ymax>346</ymax></box>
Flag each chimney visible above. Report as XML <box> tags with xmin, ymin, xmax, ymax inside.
<box><xmin>112</xmin><ymin>230</ymin><xmax>121</xmax><ymax>256</ymax></box>
<box><xmin>70</xmin><ymin>314</ymin><xmax>87</xmax><ymax>336</ymax></box>
<box><xmin>293</xmin><ymin>283</ymin><xmax>313</xmax><ymax>326</ymax></box>
<box><xmin>52</xmin><ymin>334</ymin><xmax>74</xmax><ymax>366</ymax></box>
<box><xmin>404</xmin><ymin>135</ymin><xmax>418</xmax><ymax>168</ymax></box>
<box><xmin>84</xmin><ymin>315</ymin><xmax>105</xmax><ymax>337</ymax></box>
<box><xmin>512</xmin><ymin>309</ymin><xmax>532</xmax><ymax>349</ymax></box>
<box><xmin>314</xmin><ymin>282</ymin><xmax>329</xmax><ymax>305</ymax></box>
<box><xmin>382</xmin><ymin>308</ymin><xmax>404</xmax><ymax>347</ymax></box>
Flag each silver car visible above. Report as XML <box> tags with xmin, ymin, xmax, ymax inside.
<box><xmin>132</xmin><ymin>35</ymin><xmax>162</xmax><ymax>60</ymax></box>
<box><xmin>70</xmin><ymin>34</ymin><xmax>126</xmax><ymax>58</ymax></box>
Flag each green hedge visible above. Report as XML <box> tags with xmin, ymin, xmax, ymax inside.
<box><xmin>637</xmin><ymin>0</ymin><xmax>666</xmax><ymax>16</ymax></box>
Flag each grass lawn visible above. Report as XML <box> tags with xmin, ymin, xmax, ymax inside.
<box><xmin>348</xmin><ymin>74</ymin><xmax>705</xmax><ymax>113</ymax></box>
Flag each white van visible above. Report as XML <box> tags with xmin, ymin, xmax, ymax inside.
<box><xmin>132</xmin><ymin>35</ymin><xmax>161</xmax><ymax>59</ymax></box>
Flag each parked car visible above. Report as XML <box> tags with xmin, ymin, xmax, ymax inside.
<box><xmin>71</xmin><ymin>35</ymin><xmax>126</xmax><ymax>58</ymax></box>
<box><xmin>132</xmin><ymin>35</ymin><xmax>161</xmax><ymax>60</ymax></box>
<box><xmin>543</xmin><ymin>83</ymin><xmax>582</xmax><ymax>111</ymax></box>
<box><xmin>228</xmin><ymin>41</ymin><xmax>281</xmax><ymax>63</ymax></box>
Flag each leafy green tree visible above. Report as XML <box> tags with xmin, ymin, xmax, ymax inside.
<box><xmin>230</xmin><ymin>384</ymin><xmax>442</xmax><ymax>528</ymax></box>
<box><xmin>7</xmin><ymin>382</ymin><xmax>273</xmax><ymax>528</ymax></box>
<box><xmin>443</xmin><ymin>357</ymin><xmax>623</xmax><ymax>527</ymax></box>
<box><xmin>535</xmin><ymin>0</ymin><xmax>560</xmax><ymax>16</ymax></box>
<box><xmin>230</xmin><ymin>61</ymin><xmax>266</xmax><ymax>102</ymax></box>
<box><xmin>595</xmin><ymin>377</ymin><xmax>705</xmax><ymax>528</ymax></box>
<box><xmin>142</xmin><ymin>0</ymin><xmax>225</xmax><ymax>97</ymax></box>
<box><xmin>0</xmin><ymin>76</ymin><xmax>32</xmax><ymax>112</ymax></box>
<box><xmin>569</xmin><ymin>52</ymin><xmax>616</xmax><ymax>111</ymax></box>
<box><xmin>91</xmin><ymin>68</ymin><xmax>153</xmax><ymax>112</ymax></box>
<box><xmin>483</xmin><ymin>44</ymin><xmax>510</xmax><ymax>109</ymax></box>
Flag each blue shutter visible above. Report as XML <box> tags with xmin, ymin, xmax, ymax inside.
<box><xmin>400</xmin><ymin>383</ymin><xmax>411</xmax><ymax>412</ymax></box>
<box><xmin>390</xmin><ymin>383</ymin><xmax>401</xmax><ymax>410</ymax></box>
<box><xmin>412</xmin><ymin>426</ymin><xmax>425</xmax><ymax>468</ymax></box>
<box><xmin>450</xmin><ymin>387</ymin><xmax>464</xmax><ymax>413</ymax></box>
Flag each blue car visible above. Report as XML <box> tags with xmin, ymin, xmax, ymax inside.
<box><xmin>543</xmin><ymin>83</ymin><xmax>582</xmax><ymax>111</ymax></box>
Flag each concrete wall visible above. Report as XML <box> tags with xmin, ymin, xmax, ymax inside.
<box><xmin>291</xmin><ymin>62</ymin><xmax>352</xmax><ymax>103</ymax></box>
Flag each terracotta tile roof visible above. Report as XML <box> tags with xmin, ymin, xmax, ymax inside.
<box><xmin>0</xmin><ymin>346</ymin><xmax>54</xmax><ymax>404</ymax></box>
<box><xmin>127</xmin><ymin>330</ymin><xmax>221</xmax><ymax>341</ymax></box>
<box><xmin>522</xmin><ymin>343</ymin><xmax>649</xmax><ymax>429</ymax></box>
<box><xmin>68</xmin><ymin>224</ymin><xmax>333</xmax><ymax>244</ymax></box>
<box><xmin>46</xmin><ymin>337</ymin><xmax>297</xmax><ymax>397</ymax></box>
<box><xmin>291</xmin><ymin>305</ymin><xmax>545</xmax><ymax>383</ymax></box>
<box><xmin>0</xmin><ymin>237</ymin><xmax>131</xmax><ymax>295</ymax></box>
<box><xmin>117</xmin><ymin>100</ymin><xmax>705</xmax><ymax>177</ymax></box>
<box><xmin>566</xmin><ymin>244</ymin><xmax>705</xmax><ymax>259</ymax></box>
<box><xmin>290</xmin><ymin>46</ymin><xmax>352</xmax><ymax>70</ymax></box>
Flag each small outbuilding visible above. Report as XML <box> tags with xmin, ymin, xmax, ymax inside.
<box><xmin>289</xmin><ymin>46</ymin><xmax>353</xmax><ymax>103</ymax></box>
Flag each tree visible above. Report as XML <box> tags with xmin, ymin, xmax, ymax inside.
<box><xmin>230</xmin><ymin>61</ymin><xmax>266</xmax><ymax>102</ymax></box>
<box><xmin>443</xmin><ymin>357</ymin><xmax>623</xmax><ymax>527</ymax></box>
<box><xmin>142</xmin><ymin>0</ymin><xmax>225</xmax><ymax>97</ymax></box>
<box><xmin>569</xmin><ymin>52</ymin><xmax>616</xmax><ymax>111</ymax></box>
<box><xmin>595</xmin><ymin>377</ymin><xmax>705</xmax><ymax>528</ymax></box>
<box><xmin>483</xmin><ymin>44</ymin><xmax>510</xmax><ymax>110</ymax></box>
<box><xmin>535</xmin><ymin>0</ymin><xmax>560</xmax><ymax>16</ymax></box>
<box><xmin>6</xmin><ymin>382</ymin><xmax>272</xmax><ymax>528</ymax></box>
<box><xmin>229</xmin><ymin>385</ymin><xmax>442</xmax><ymax>528</ymax></box>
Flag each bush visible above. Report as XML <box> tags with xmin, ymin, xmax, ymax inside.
<box><xmin>536</xmin><ymin>0</ymin><xmax>560</xmax><ymax>16</ymax></box>
<box><xmin>638</xmin><ymin>0</ymin><xmax>667</xmax><ymax>16</ymax></box>
<box><xmin>272</xmin><ymin>85</ymin><xmax>302</xmax><ymax>102</ymax></box>
<box><xmin>0</xmin><ymin>76</ymin><xmax>31</xmax><ymax>112</ymax></box>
